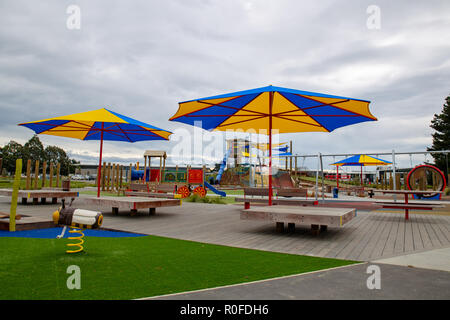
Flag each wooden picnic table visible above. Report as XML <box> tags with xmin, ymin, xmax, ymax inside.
<box><xmin>83</xmin><ymin>196</ymin><xmax>181</xmax><ymax>216</ymax></box>
<box><xmin>0</xmin><ymin>188</ymin><xmax>79</xmax><ymax>204</ymax></box>
<box><xmin>378</xmin><ymin>190</ymin><xmax>444</xmax><ymax>220</ymax></box>
<box><xmin>241</xmin><ymin>205</ymin><xmax>357</xmax><ymax>235</ymax></box>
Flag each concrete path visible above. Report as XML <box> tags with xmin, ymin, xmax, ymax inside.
<box><xmin>374</xmin><ymin>247</ymin><xmax>450</xmax><ymax>272</ymax></box>
<box><xmin>147</xmin><ymin>263</ymin><xmax>450</xmax><ymax>300</ymax></box>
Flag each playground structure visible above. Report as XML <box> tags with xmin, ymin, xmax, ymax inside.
<box><xmin>130</xmin><ymin>150</ymin><xmax>226</xmax><ymax>198</ymax></box>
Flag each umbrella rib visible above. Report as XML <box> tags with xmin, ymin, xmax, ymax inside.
<box><xmin>295</xmin><ymin>94</ymin><xmax>375</xmax><ymax>119</ymax></box>
<box><xmin>272</xmin><ymin>98</ymin><xmax>350</xmax><ymax>116</ymax></box>
<box><xmin>115</xmin><ymin>123</ymin><xmax>132</xmax><ymax>142</ymax></box>
<box><xmin>195</xmin><ymin>97</ymin><xmax>268</xmax><ymax>117</ymax></box>
<box><xmin>274</xmin><ymin>114</ymin><xmax>325</xmax><ymax>128</ymax></box>
<box><xmin>215</xmin><ymin>114</ymin><xmax>268</xmax><ymax>129</ymax></box>
<box><xmin>206</xmin><ymin>93</ymin><xmax>266</xmax><ymax>129</ymax></box>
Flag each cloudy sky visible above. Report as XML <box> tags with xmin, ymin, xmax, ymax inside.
<box><xmin>0</xmin><ymin>0</ymin><xmax>449</xmax><ymax>171</ymax></box>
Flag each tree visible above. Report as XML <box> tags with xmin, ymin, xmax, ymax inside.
<box><xmin>44</xmin><ymin>145</ymin><xmax>76</xmax><ymax>175</ymax></box>
<box><xmin>23</xmin><ymin>135</ymin><xmax>45</xmax><ymax>165</ymax></box>
<box><xmin>428</xmin><ymin>95</ymin><xmax>450</xmax><ymax>182</ymax></box>
<box><xmin>0</xmin><ymin>141</ymin><xmax>24</xmax><ymax>174</ymax></box>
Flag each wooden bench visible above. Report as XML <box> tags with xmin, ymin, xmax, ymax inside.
<box><xmin>235</xmin><ymin>187</ymin><xmax>317</xmax><ymax>209</ymax></box>
<box><xmin>0</xmin><ymin>189</ymin><xmax>79</xmax><ymax>205</ymax></box>
<box><xmin>375</xmin><ymin>200</ymin><xmax>444</xmax><ymax>220</ymax></box>
<box><xmin>83</xmin><ymin>196</ymin><xmax>181</xmax><ymax>216</ymax></box>
<box><xmin>241</xmin><ymin>205</ymin><xmax>357</xmax><ymax>235</ymax></box>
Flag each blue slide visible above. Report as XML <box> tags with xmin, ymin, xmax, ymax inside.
<box><xmin>204</xmin><ymin>182</ymin><xmax>227</xmax><ymax>197</ymax></box>
<box><xmin>216</xmin><ymin>147</ymin><xmax>232</xmax><ymax>183</ymax></box>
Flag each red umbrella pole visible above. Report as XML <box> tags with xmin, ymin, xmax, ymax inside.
<box><xmin>268</xmin><ymin>92</ymin><xmax>273</xmax><ymax>206</ymax></box>
<box><xmin>97</xmin><ymin>123</ymin><xmax>104</xmax><ymax>198</ymax></box>
<box><xmin>336</xmin><ymin>165</ymin><xmax>339</xmax><ymax>188</ymax></box>
<box><xmin>360</xmin><ymin>166</ymin><xmax>363</xmax><ymax>186</ymax></box>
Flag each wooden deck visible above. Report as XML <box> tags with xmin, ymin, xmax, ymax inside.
<box><xmin>0</xmin><ymin>195</ymin><xmax>448</xmax><ymax>261</ymax></box>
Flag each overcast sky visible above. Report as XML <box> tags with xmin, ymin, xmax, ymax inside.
<box><xmin>0</xmin><ymin>0</ymin><xmax>449</xmax><ymax>170</ymax></box>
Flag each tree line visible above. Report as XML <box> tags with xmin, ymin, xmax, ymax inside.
<box><xmin>0</xmin><ymin>135</ymin><xmax>80</xmax><ymax>176</ymax></box>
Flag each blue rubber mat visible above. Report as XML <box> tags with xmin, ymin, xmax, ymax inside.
<box><xmin>0</xmin><ymin>227</ymin><xmax>146</xmax><ymax>238</ymax></box>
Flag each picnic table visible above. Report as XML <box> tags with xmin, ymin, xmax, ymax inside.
<box><xmin>376</xmin><ymin>190</ymin><xmax>444</xmax><ymax>220</ymax></box>
<box><xmin>83</xmin><ymin>196</ymin><xmax>181</xmax><ymax>216</ymax></box>
<box><xmin>241</xmin><ymin>205</ymin><xmax>357</xmax><ymax>235</ymax></box>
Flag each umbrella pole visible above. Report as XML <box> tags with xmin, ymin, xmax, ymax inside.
<box><xmin>97</xmin><ymin>124</ymin><xmax>104</xmax><ymax>198</ymax></box>
<box><xmin>361</xmin><ymin>166</ymin><xmax>363</xmax><ymax>187</ymax></box>
<box><xmin>268</xmin><ymin>92</ymin><xmax>273</xmax><ymax>206</ymax></box>
<box><xmin>337</xmin><ymin>166</ymin><xmax>339</xmax><ymax>189</ymax></box>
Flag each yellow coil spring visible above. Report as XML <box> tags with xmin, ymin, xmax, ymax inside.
<box><xmin>66</xmin><ymin>227</ymin><xmax>84</xmax><ymax>253</ymax></box>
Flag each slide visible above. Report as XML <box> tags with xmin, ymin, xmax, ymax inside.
<box><xmin>204</xmin><ymin>182</ymin><xmax>227</xmax><ymax>197</ymax></box>
<box><xmin>215</xmin><ymin>147</ymin><xmax>232</xmax><ymax>183</ymax></box>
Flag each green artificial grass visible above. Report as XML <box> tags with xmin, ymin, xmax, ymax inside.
<box><xmin>0</xmin><ymin>235</ymin><xmax>358</xmax><ymax>300</ymax></box>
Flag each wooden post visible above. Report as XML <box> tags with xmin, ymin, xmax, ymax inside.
<box><xmin>49</xmin><ymin>163</ymin><xmax>54</xmax><ymax>188</ymax></box>
<box><xmin>119</xmin><ymin>165</ymin><xmax>123</xmax><ymax>189</ymax></box>
<box><xmin>289</xmin><ymin>141</ymin><xmax>293</xmax><ymax>173</ymax></box>
<box><xmin>162</xmin><ymin>156</ymin><xmax>166</xmax><ymax>183</ymax></box>
<box><xmin>109</xmin><ymin>163</ymin><xmax>113</xmax><ymax>191</ymax></box>
<box><xmin>10</xmin><ymin>159</ymin><xmax>22</xmax><ymax>232</ymax></box>
<box><xmin>159</xmin><ymin>156</ymin><xmax>162</xmax><ymax>183</ymax></box>
<box><xmin>41</xmin><ymin>161</ymin><xmax>47</xmax><ymax>188</ymax></box>
<box><xmin>176</xmin><ymin>165</ymin><xmax>179</xmax><ymax>183</ymax></box>
<box><xmin>111</xmin><ymin>163</ymin><xmax>116</xmax><ymax>191</ymax></box>
<box><xmin>56</xmin><ymin>162</ymin><xmax>61</xmax><ymax>188</ymax></box>
<box><xmin>116</xmin><ymin>164</ymin><xmax>120</xmax><ymax>190</ymax></box>
<box><xmin>33</xmin><ymin>160</ymin><xmax>39</xmax><ymax>190</ymax></box>
<box><xmin>389</xmin><ymin>174</ymin><xmax>393</xmax><ymax>190</ymax></box>
<box><xmin>26</xmin><ymin>159</ymin><xmax>31</xmax><ymax>190</ymax></box>
<box><xmin>143</xmin><ymin>156</ymin><xmax>147</xmax><ymax>184</ymax></box>
<box><xmin>128</xmin><ymin>163</ymin><xmax>132</xmax><ymax>183</ymax></box>
<box><xmin>395</xmin><ymin>174</ymin><xmax>401</xmax><ymax>191</ymax></box>
<box><xmin>102</xmin><ymin>162</ymin><xmax>106</xmax><ymax>191</ymax></box>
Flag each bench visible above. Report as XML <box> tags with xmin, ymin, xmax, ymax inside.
<box><xmin>241</xmin><ymin>205</ymin><xmax>357</xmax><ymax>235</ymax></box>
<box><xmin>0</xmin><ymin>189</ymin><xmax>79</xmax><ymax>205</ymax></box>
<box><xmin>375</xmin><ymin>200</ymin><xmax>445</xmax><ymax>220</ymax></box>
<box><xmin>125</xmin><ymin>182</ymin><xmax>180</xmax><ymax>198</ymax></box>
<box><xmin>83</xmin><ymin>196</ymin><xmax>181</xmax><ymax>216</ymax></box>
<box><xmin>235</xmin><ymin>187</ymin><xmax>317</xmax><ymax>209</ymax></box>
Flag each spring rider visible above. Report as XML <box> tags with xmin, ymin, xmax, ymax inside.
<box><xmin>52</xmin><ymin>199</ymin><xmax>103</xmax><ymax>253</ymax></box>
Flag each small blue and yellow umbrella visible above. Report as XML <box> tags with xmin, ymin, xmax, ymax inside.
<box><xmin>170</xmin><ymin>85</ymin><xmax>377</xmax><ymax>205</ymax></box>
<box><xmin>19</xmin><ymin>108</ymin><xmax>172</xmax><ymax>197</ymax></box>
<box><xmin>331</xmin><ymin>154</ymin><xmax>392</xmax><ymax>187</ymax></box>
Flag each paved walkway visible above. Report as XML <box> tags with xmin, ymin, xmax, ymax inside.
<box><xmin>146</xmin><ymin>263</ymin><xmax>450</xmax><ymax>300</ymax></box>
<box><xmin>374</xmin><ymin>247</ymin><xmax>450</xmax><ymax>272</ymax></box>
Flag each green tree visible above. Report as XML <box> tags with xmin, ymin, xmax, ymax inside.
<box><xmin>44</xmin><ymin>145</ymin><xmax>75</xmax><ymax>175</ymax></box>
<box><xmin>23</xmin><ymin>135</ymin><xmax>45</xmax><ymax>165</ymax></box>
<box><xmin>0</xmin><ymin>141</ymin><xmax>24</xmax><ymax>174</ymax></box>
<box><xmin>427</xmin><ymin>95</ymin><xmax>450</xmax><ymax>182</ymax></box>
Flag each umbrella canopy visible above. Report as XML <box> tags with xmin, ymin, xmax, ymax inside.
<box><xmin>19</xmin><ymin>108</ymin><xmax>172</xmax><ymax>197</ymax></box>
<box><xmin>330</xmin><ymin>154</ymin><xmax>392</xmax><ymax>187</ymax></box>
<box><xmin>170</xmin><ymin>85</ymin><xmax>377</xmax><ymax>204</ymax></box>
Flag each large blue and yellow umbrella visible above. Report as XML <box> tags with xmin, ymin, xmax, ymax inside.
<box><xmin>170</xmin><ymin>85</ymin><xmax>377</xmax><ymax>205</ymax></box>
<box><xmin>331</xmin><ymin>154</ymin><xmax>392</xmax><ymax>187</ymax></box>
<box><xmin>19</xmin><ymin>108</ymin><xmax>172</xmax><ymax>197</ymax></box>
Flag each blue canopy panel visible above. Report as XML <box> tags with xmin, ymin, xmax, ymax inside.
<box><xmin>20</xmin><ymin>120</ymin><xmax>70</xmax><ymax>134</ymax></box>
<box><xmin>83</xmin><ymin>122</ymin><xmax>167</xmax><ymax>142</ymax></box>
<box><xmin>177</xmin><ymin>93</ymin><xmax>260</xmax><ymax>130</ymax></box>
<box><xmin>180</xmin><ymin>85</ymin><xmax>370</xmax><ymax>104</ymax></box>
<box><xmin>106</xmin><ymin>109</ymin><xmax>171</xmax><ymax>133</ymax></box>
